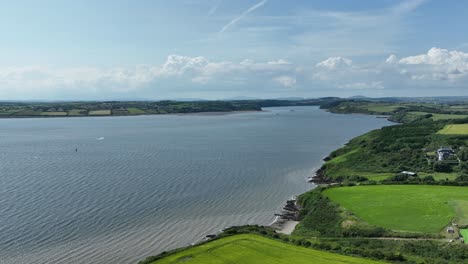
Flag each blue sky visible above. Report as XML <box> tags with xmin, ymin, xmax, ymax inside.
<box><xmin>1</xmin><ymin>0</ymin><xmax>468</xmax><ymax>100</ymax></box>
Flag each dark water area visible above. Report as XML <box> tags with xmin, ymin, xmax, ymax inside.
<box><xmin>0</xmin><ymin>106</ymin><xmax>391</xmax><ymax>264</ymax></box>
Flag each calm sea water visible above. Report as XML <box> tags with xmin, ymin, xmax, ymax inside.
<box><xmin>0</xmin><ymin>106</ymin><xmax>391</xmax><ymax>264</ymax></box>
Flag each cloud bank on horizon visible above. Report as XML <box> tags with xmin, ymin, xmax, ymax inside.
<box><xmin>0</xmin><ymin>0</ymin><xmax>467</xmax><ymax>100</ymax></box>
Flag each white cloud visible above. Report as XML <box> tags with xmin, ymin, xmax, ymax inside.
<box><xmin>387</xmin><ymin>47</ymin><xmax>468</xmax><ymax>81</ymax></box>
<box><xmin>316</xmin><ymin>57</ymin><xmax>352</xmax><ymax>70</ymax></box>
<box><xmin>338</xmin><ymin>81</ymin><xmax>384</xmax><ymax>90</ymax></box>
<box><xmin>273</xmin><ymin>76</ymin><xmax>296</xmax><ymax>88</ymax></box>
<box><xmin>220</xmin><ymin>0</ymin><xmax>268</xmax><ymax>33</ymax></box>
<box><xmin>390</xmin><ymin>0</ymin><xmax>427</xmax><ymax>15</ymax></box>
<box><xmin>2</xmin><ymin>47</ymin><xmax>468</xmax><ymax>100</ymax></box>
<box><xmin>0</xmin><ymin>55</ymin><xmax>296</xmax><ymax>99</ymax></box>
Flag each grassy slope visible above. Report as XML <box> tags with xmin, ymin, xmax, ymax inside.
<box><xmin>150</xmin><ymin>234</ymin><xmax>384</xmax><ymax>264</ymax></box>
<box><xmin>438</xmin><ymin>124</ymin><xmax>468</xmax><ymax>135</ymax></box>
<box><xmin>324</xmin><ymin>185</ymin><xmax>468</xmax><ymax>233</ymax></box>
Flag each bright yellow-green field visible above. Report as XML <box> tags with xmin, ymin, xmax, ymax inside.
<box><xmin>89</xmin><ymin>110</ymin><xmax>111</xmax><ymax>115</ymax></box>
<box><xmin>150</xmin><ymin>234</ymin><xmax>384</xmax><ymax>264</ymax></box>
<box><xmin>437</xmin><ymin>124</ymin><xmax>468</xmax><ymax>135</ymax></box>
<box><xmin>324</xmin><ymin>185</ymin><xmax>468</xmax><ymax>233</ymax></box>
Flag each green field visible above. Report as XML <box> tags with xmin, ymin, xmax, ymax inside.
<box><xmin>89</xmin><ymin>110</ymin><xmax>111</xmax><ymax>115</ymax></box>
<box><xmin>323</xmin><ymin>185</ymin><xmax>468</xmax><ymax>233</ymax></box>
<box><xmin>408</xmin><ymin>111</ymin><xmax>468</xmax><ymax>121</ymax></box>
<box><xmin>365</xmin><ymin>104</ymin><xmax>404</xmax><ymax>113</ymax></box>
<box><xmin>149</xmin><ymin>234</ymin><xmax>384</xmax><ymax>264</ymax></box>
<box><xmin>417</xmin><ymin>172</ymin><xmax>458</xmax><ymax>181</ymax></box>
<box><xmin>127</xmin><ymin>107</ymin><xmax>146</xmax><ymax>114</ymax></box>
<box><xmin>437</xmin><ymin>124</ymin><xmax>468</xmax><ymax>135</ymax></box>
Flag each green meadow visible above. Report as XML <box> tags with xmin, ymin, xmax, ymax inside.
<box><xmin>437</xmin><ymin>124</ymin><xmax>468</xmax><ymax>135</ymax></box>
<box><xmin>407</xmin><ymin>111</ymin><xmax>468</xmax><ymax>121</ymax></box>
<box><xmin>323</xmin><ymin>185</ymin><xmax>468</xmax><ymax>233</ymax></box>
<box><xmin>148</xmin><ymin>234</ymin><xmax>384</xmax><ymax>264</ymax></box>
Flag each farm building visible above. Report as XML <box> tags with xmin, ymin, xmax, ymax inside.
<box><xmin>437</xmin><ymin>147</ymin><xmax>455</xmax><ymax>161</ymax></box>
<box><xmin>447</xmin><ymin>226</ymin><xmax>455</xmax><ymax>234</ymax></box>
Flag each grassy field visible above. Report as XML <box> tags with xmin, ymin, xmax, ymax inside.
<box><xmin>149</xmin><ymin>234</ymin><xmax>384</xmax><ymax>264</ymax></box>
<box><xmin>437</xmin><ymin>124</ymin><xmax>468</xmax><ymax>135</ymax></box>
<box><xmin>418</xmin><ymin>172</ymin><xmax>459</xmax><ymax>181</ymax></box>
<box><xmin>408</xmin><ymin>111</ymin><xmax>468</xmax><ymax>121</ymax></box>
<box><xmin>365</xmin><ymin>104</ymin><xmax>404</xmax><ymax>113</ymax></box>
<box><xmin>323</xmin><ymin>185</ymin><xmax>468</xmax><ymax>233</ymax></box>
<box><xmin>127</xmin><ymin>107</ymin><xmax>146</xmax><ymax>114</ymax></box>
<box><xmin>89</xmin><ymin>110</ymin><xmax>111</xmax><ymax>115</ymax></box>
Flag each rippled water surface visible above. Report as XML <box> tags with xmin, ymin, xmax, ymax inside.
<box><xmin>0</xmin><ymin>106</ymin><xmax>391</xmax><ymax>264</ymax></box>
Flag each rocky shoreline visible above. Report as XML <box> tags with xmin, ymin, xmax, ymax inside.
<box><xmin>269</xmin><ymin>197</ymin><xmax>301</xmax><ymax>234</ymax></box>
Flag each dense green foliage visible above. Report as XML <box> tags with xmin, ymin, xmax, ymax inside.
<box><xmin>295</xmin><ymin>188</ymin><xmax>343</xmax><ymax>237</ymax></box>
<box><xmin>321</xmin><ymin>120</ymin><xmax>445</xmax><ymax>181</ymax></box>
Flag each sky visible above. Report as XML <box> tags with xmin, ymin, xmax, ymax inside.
<box><xmin>1</xmin><ymin>0</ymin><xmax>468</xmax><ymax>100</ymax></box>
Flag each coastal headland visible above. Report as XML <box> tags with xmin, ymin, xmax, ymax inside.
<box><xmin>145</xmin><ymin>98</ymin><xmax>468</xmax><ymax>264</ymax></box>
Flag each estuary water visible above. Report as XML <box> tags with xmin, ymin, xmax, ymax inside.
<box><xmin>0</xmin><ymin>106</ymin><xmax>391</xmax><ymax>264</ymax></box>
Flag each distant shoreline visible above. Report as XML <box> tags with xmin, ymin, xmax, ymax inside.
<box><xmin>0</xmin><ymin>109</ymin><xmax>264</xmax><ymax>120</ymax></box>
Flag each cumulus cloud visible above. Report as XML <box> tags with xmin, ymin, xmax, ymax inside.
<box><xmin>386</xmin><ymin>47</ymin><xmax>468</xmax><ymax>81</ymax></box>
<box><xmin>316</xmin><ymin>57</ymin><xmax>353</xmax><ymax>70</ymax></box>
<box><xmin>2</xmin><ymin>48</ymin><xmax>468</xmax><ymax>100</ymax></box>
<box><xmin>0</xmin><ymin>55</ymin><xmax>296</xmax><ymax>99</ymax></box>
